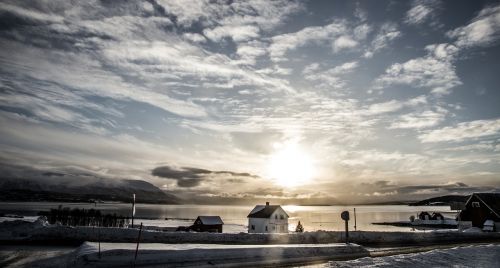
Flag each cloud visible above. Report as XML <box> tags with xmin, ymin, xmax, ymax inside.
<box><xmin>303</xmin><ymin>61</ymin><xmax>358</xmax><ymax>90</ymax></box>
<box><xmin>155</xmin><ymin>0</ymin><xmax>303</xmax><ymax>32</ymax></box>
<box><xmin>269</xmin><ymin>19</ymin><xmax>376</xmax><ymax>61</ymax></box>
<box><xmin>358</xmin><ymin>180</ymin><xmax>499</xmax><ymax>198</ymax></box>
<box><xmin>425</xmin><ymin>43</ymin><xmax>459</xmax><ymax>59</ymax></box>
<box><xmin>0</xmin><ymin>39</ymin><xmax>208</xmax><ymax>118</ymax></box>
<box><xmin>235</xmin><ymin>41</ymin><xmax>268</xmax><ymax>65</ymax></box>
<box><xmin>151</xmin><ymin>165</ymin><xmax>259</xmax><ymax>188</ymax></box>
<box><xmin>364</xmin><ymin>22</ymin><xmax>401</xmax><ymax>58</ymax></box>
<box><xmin>440</xmin><ymin>141</ymin><xmax>500</xmax><ymax>152</ymax></box>
<box><xmin>0</xmin><ymin>2</ymin><xmax>64</xmax><ymax>24</ymax></box>
<box><xmin>448</xmin><ymin>4</ymin><xmax>500</xmax><ymax>48</ymax></box>
<box><xmin>269</xmin><ymin>20</ymin><xmax>348</xmax><ymax>62</ymax></box>
<box><xmin>404</xmin><ymin>0</ymin><xmax>441</xmax><ymax>26</ymax></box>
<box><xmin>419</xmin><ymin>118</ymin><xmax>500</xmax><ymax>143</ymax></box>
<box><xmin>230</xmin><ymin>131</ymin><xmax>284</xmax><ymax>154</ymax></box>
<box><xmin>203</xmin><ymin>25</ymin><xmax>260</xmax><ymax>42</ymax></box>
<box><xmin>182</xmin><ymin>33</ymin><xmax>206</xmax><ymax>43</ymax></box>
<box><xmin>389</xmin><ymin>109</ymin><xmax>447</xmax><ymax>129</ymax></box>
<box><xmin>366</xmin><ymin>95</ymin><xmax>427</xmax><ymax>115</ymax></box>
<box><xmin>367</xmin><ymin>100</ymin><xmax>405</xmax><ymax>115</ymax></box>
<box><xmin>332</xmin><ymin>35</ymin><xmax>358</xmax><ymax>53</ymax></box>
<box><xmin>1</xmin><ymin>0</ymin><xmax>499</xmax><ymax>202</ymax></box>
<box><xmin>373</xmin><ymin>44</ymin><xmax>461</xmax><ymax>95</ymax></box>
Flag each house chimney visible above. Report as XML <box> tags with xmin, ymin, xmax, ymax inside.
<box><xmin>266</xmin><ymin>202</ymin><xmax>269</xmax><ymax>206</ymax></box>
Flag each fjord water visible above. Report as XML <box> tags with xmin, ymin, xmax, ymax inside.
<box><xmin>0</xmin><ymin>202</ymin><xmax>454</xmax><ymax>232</ymax></box>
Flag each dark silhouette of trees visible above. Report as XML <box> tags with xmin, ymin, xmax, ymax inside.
<box><xmin>39</xmin><ymin>206</ymin><xmax>129</xmax><ymax>227</ymax></box>
<box><xmin>295</xmin><ymin>221</ymin><xmax>304</xmax><ymax>232</ymax></box>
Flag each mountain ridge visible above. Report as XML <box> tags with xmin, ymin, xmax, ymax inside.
<box><xmin>0</xmin><ymin>177</ymin><xmax>179</xmax><ymax>204</ymax></box>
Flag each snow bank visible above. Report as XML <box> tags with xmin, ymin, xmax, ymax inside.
<box><xmin>0</xmin><ymin>217</ymin><xmax>48</xmax><ymax>241</ymax></box>
<box><xmin>74</xmin><ymin>242</ymin><xmax>368</xmax><ymax>267</ymax></box>
<box><xmin>314</xmin><ymin>244</ymin><xmax>500</xmax><ymax>268</ymax></box>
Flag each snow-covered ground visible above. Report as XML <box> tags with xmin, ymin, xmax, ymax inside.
<box><xmin>5</xmin><ymin>243</ymin><xmax>500</xmax><ymax>267</ymax></box>
<box><xmin>0</xmin><ymin>245</ymin><xmax>75</xmax><ymax>268</ymax></box>
<box><xmin>74</xmin><ymin>242</ymin><xmax>368</xmax><ymax>267</ymax></box>
<box><xmin>305</xmin><ymin>244</ymin><xmax>500</xmax><ymax>268</ymax></box>
<box><xmin>79</xmin><ymin>241</ymin><xmax>355</xmax><ymax>252</ymax></box>
<box><xmin>0</xmin><ymin>216</ymin><xmax>39</xmax><ymax>223</ymax></box>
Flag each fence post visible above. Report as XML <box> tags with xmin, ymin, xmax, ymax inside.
<box><xmin>133</xmin><ymin>222</ymin><xmax>143</xmax><ymax>268</ymax></box>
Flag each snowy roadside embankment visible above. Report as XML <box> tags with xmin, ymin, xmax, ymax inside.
<box><xmin>74</xmin><ymin>242</ymin><xmax>368</xmax><ymax>267</ymax></box>
<box><xmin>310</xmin><ymin>244</ymin><xmax>500</xmax><ymax>268</ymax></box>
<box><xmin>2</xmin><ymin>218</ymin><xmax>500</xmax><ymax>246</ymax></box>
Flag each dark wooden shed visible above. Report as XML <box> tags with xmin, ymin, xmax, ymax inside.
<box><xmin>190</xmin><ymin>216</ymin><xmax>224</xmax><ymax>233</ymax></box>
<box><xmin>458</xmin><ymin>193</ymin><xmax>500</xmax><ymax>229</ymax></box>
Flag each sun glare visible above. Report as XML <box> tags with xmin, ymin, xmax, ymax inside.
<box><xmin>268</xmin><ymin>142</ymin><xmax>315</xmax><ymax>188</ymax></box>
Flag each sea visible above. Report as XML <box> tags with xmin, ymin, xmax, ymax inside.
<box><xmin>0</xmin><ymin>202</ymin><xmax>455</xmax><ymax>233</ymax></box>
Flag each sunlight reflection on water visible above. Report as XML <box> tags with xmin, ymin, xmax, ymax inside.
<box><xmin>0</xmin><ymin>202</ymin><xmax>454</xmax><ymax>233</ymax></box>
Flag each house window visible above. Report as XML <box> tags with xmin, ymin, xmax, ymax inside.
<box><xmin>472</xmin><ymin>202</ymin><xmax>480</xmax><ymax>208</ymax></box>
<box><xmin>273</xmin><ymin>226</ymin><xmax>275</xmax><ymax>230</ymax></box>
<box><xmin>251</xmin><ymin>225</ymin><xmax>255</xmax><ymax>230</ymax></box>
<box><xmin>275</xmin><ymin>215</ymin><xmax>277</xmax><ymax>219</ymax></box>
<box><xmin>265</xmin><ymin>226</ymin><xmax>268</xmax><ymax>231</ymax></box>
<box><xmin>280</xmin><ymin>214</ymin><xmax>284</xmax><ymax>220</ymax></box>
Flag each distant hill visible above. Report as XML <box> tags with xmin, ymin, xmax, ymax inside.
<box><xmin>0</xmin><ymin>177</ymin><xmax>180</xmax><ymax>204</ymax></box>
<box><xmin>409</xmin><ymin>195</ymin><xmax>469</xmax><ymax>206</ymax></box>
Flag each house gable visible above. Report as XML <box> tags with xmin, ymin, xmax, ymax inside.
<box><xmin>459</xmin><ymin>193</ymin><xmax>500</xmax><ymax>227</ymax></box>
<box><xmin>474</xmin><ymin>193</ymin><xmax>500</xmax><ymax>218</ymax></box>
<box><xmin>194</xmin><ymin>216</ymin><xmax>224</xmax><ymax>225</ymax></box>
<box><xmin>247</xmin><ymin>205</ymin><xmax>289</xmax><ymax>219</ymax></box>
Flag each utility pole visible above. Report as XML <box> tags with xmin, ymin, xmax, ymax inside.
<box><xmin>131</xmin><ymin>194</ymin><xmax>136</xmax><ymax>228</ymax></box>
<box><xmin>133</xmin><ymin>223</ymin><xmax>143</xmax><ymax>268</ymax></box>
<box><xmin>354</xmin><ymin>208</ymin><xmax>357</xmax><ymax>231</ymax></box>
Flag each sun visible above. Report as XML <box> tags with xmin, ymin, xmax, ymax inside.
<box><xmin>267</xmin><ymin>142</ymin><xmax>315</xmax><ymax>188</ymax></box>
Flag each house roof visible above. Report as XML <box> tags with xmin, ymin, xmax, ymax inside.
<box><xmin>247</xmin><ymin>205</ymin><xmax>289</xmax><ymax>218</ymax></box>
<box><xmin>473</xmin><ymin>193</ymin><xmax>500</xmax><ymax>218</ymax></box>
<box><xmin>195</xmin><ymin>216</ymin><xmax>224</xmax><ymax>225</ymax></box>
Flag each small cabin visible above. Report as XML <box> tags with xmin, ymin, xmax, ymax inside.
<box><xmin>190</xmin><ymin>216</ymin><xmax>224</xmax><ymax>233</ymax></box>
<box><xmin>458</xmin><ymin>193</ymin><xmax>500</xmax><ymax>231</ymax></box>
<box><xmin>431</xmin><ymin>212</ymin><xmax>444</xmax><ymax>220</ymax></box>
<box><xmin>418</xmin><ymin>211</ymin><xmax>432</xmax><ymax>220</ymax></box>
<box><xmin>247</xmin><ymin>202</ymin><xmax>289</xmax><ymax>233</ymax></box>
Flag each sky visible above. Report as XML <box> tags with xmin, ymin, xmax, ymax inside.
<box><xmin>0</xmin><ymin>0</ymin><xmax>500</xmax><ymax>204</ymax></box>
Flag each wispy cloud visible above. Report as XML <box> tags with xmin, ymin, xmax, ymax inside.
<box><xmin>448</xmin><ymin>4</ymin><xmax>500</xmax><ymax>48</ymax></box>
<box><xmin>419</xmin><ymin>118</ymin><xmax>500</xmax><ymax>143</ymax></box>
<box><xmin>303</xmin><ymin>61</ymin><xmax>359</xmax><ymax>90</ymax></box>
<box><xmin>204</xmin><ymin>25</ymin><xmax>260</xmax><ymax>42</ymax></box>
<box><xmin>364</xmin><ymin>22</ymin><xmax>401</xmax><ymax>58</ymax></box>
<box><xmin>404</xmin><ymin>0</ymin><xmax>442</xmax><ymax>26</ymax></box>
<box><xmin>389</xmin><ymin>109</ymin><xmax>447</xmax><ymax>129</ymax></box>
<box><xmin>269</xmin><ymin>20</ymin><xmax>349</xmax><ymax>62</ymax></box>
<box><xmin>0</xmin><ymin>0</ymin><xmax>499</xmax><ymax>202</ymax></box>
<box><xmin>372</xmin><ymin>44</ymin><xmax>461</xmax><ymax>95</ymax></box>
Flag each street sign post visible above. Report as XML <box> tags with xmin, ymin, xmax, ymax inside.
<box><xmin>341</xmin><ymin>211</ymin><xmax>350</xmax><ymax>244</ymax></box>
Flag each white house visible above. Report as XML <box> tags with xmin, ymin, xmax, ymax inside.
<box><xmin>247</xmin><ymin>202</ymin><xmax>289</xmax><ymax>233</ymax></box>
